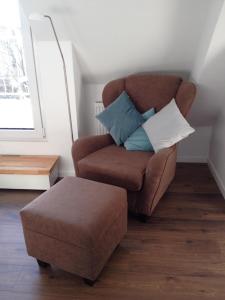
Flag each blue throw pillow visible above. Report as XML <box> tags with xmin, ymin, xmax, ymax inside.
<box><xmin>124</xmin><ymin>108</ymin><xmax>155</xmax><ymax>151</ymax></box>
<box><xmin>96</xmin><ymin>91</ymin><xmax>145</xmax><ymax>145</ymax></box>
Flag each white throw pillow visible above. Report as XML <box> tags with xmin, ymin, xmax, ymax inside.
<box><xmin>142</xmin><ymin>99</ymin><xmax>195</xmax><ymax>152</ymax></box>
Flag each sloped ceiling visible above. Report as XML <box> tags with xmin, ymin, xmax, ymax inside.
<box><xmin>20</xmin><ymin>0</ymin><xmax>223</xmax><ymax>83</ymax></box>
<box><xmin>20</xmin><ymin>0</ymin><xmax>225</xmax><ymax>128</ymax></box>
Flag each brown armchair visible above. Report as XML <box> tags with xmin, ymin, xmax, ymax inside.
<box><xmin>72</xmin><ymin>73</ymin><xmax>196</xmax><ymax>219</ymax></box>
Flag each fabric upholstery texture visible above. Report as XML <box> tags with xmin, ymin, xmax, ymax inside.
<box><xmin>20</xmin><ymin>177</ymin><xmax>127</xmax><ymax>280</ymax></box>
<box><xmin>77</xmin><ymin>145</ymin><xmax>153</xmax><ymax>191</ymax></box>
<box><xmin>102</xmin><ymin>74</ymin><xmax>182</xmax><ymax>112</ymax></box>
<box><xmin>72</xmin><ymin>134</ymin><xmax>114</xmax><ymax>175</ymax></box>
<box><xmin>72</xmin><ymin>73</ymin><xmax>196</xmax><ymax>216</ymax></box>
<box><xmin>124</xmin><ymin>107</ymin><xmax>155</xmax><ymax>151</ymax></box>
<box><xmin>126</xmin><ymin>146</ymin><xmax>177</xmax><ymax>214</ymax></box>
<box><xmin>96</xmin><ymin>91</ymin><xmax>144</xmax><ymax>145</ymax></box>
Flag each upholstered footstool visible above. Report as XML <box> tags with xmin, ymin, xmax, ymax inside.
<box><xmin>20</xmin><ymin>177</ymin><xmax>127</xmax><ymax>285</ymax></box>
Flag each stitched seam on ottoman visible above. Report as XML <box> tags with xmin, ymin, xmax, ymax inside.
<box><xmin>24</xmin><ymin>227</ymin><xmax>88</xmax><ymax>250</ymax></box>
<box><xmin>23</xmin><ymin>206</ymin><xmax>126</xmax><ymax>251</ymax></box>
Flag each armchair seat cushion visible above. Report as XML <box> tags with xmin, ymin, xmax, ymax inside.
<box><xmin>77</xmin><ymin>145</ymin><xmax>153</xmax><ymax>191</ymax></box>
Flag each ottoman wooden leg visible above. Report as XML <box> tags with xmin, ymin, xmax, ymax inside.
<box><xmin>37</xmin><ymin>259</ymin><xmax>50</xmax><ymax>268</ymax></box>
<box><xmin>115</xmin><ymin>243</ymin><xmax>120</xmax><ymax>250</ymax></box>
<box><xmin>83</xmin><ymin>278</ymin><xmax>96</xmax><ymax>286</ymax></box>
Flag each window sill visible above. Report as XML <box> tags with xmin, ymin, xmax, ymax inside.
<box><xmin>0</xmin><ymin>129</ymin><xmax>46</xmax><ymax>142</ymax></box>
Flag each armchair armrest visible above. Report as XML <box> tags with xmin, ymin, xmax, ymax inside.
<box><xmin>146</xmin><ymin>145</ymin><xmax>176</xmax><ymax>178</ymax></box>
<box><xmin>176</xmin><ymin>81</ymin><xmax>196</xmax><ymax>117</ymax></box>
<box><xmin>72</xmin><ymin>134</ymin><xmax>114</xmax><ymax>175</ymax></box>
<box><xmin>138</xmin><ymin>145</ymin><xmax>177</xmax><ymax>215</ymax></box>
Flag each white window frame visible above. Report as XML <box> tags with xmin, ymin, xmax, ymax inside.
<box><xmin>0</xmin><ymin>6</ymin><xmax>45</xmax><ymax>141</ymax></box>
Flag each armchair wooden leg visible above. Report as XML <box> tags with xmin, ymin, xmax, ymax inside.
<box><xmin>37</xmin><ymin>259</ymin><xmax>50</xmax><ymax>268</ymax></box>
<box><xmin>138</xmin><ymin>214</ymin><xmax>150</xmax><ymax>223</ymax></box>
<box><xmin>83</xmin><ymin>278</ymin><xmax>96</xmax><ymax>286</ymax></box>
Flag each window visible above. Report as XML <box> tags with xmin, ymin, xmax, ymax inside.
<box><xmin>0</xmin><ymin>0</ymin><xmax>44</xmax><ymax>140</ymax></box>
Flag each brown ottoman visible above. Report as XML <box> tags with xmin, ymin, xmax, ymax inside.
<box><xmin>20</xmin><ymin>177</ymin><xmax>127</xmax><ymax>285</ymax></box>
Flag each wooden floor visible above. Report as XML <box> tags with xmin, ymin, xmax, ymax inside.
<box><xmin>1</xmin><ymin>163</ymin><xmax>225</xmax><ymax>300</ymax></box>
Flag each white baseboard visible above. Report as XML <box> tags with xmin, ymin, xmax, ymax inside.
<box><xmin>208</xmin><ymin>159</ymin><xmax>225</xmax><ymax>199</ymax></box>
<box><xmin>177</xmin><ymin>155</ymin><xmax>207</xmax><ymax>163</ymax></box>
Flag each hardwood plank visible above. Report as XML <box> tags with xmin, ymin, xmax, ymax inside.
<box><xmin>0</xmin><ymin>163</ymin><xmax>225</xmax><ymax>300</ymax></box>
<box><xmin>0</xmin><ymin>155</ymin><xmax>59</xmax><ymax>175</ymax></box>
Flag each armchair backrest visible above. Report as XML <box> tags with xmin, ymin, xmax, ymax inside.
<box><xmin>102</xmin><ymin>73</ymin><xmax>196</xmax><ymax>117</ymax></box>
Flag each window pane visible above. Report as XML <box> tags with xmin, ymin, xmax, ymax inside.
<box><xmin>0</xmin><ymin>0</ymin><xmax>34</xmax><ymax>130</ymax></box>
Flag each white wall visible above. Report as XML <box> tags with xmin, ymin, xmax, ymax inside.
<box><xmin>20</xmin><ymin>0</ymin><xmax>223</xmax><ymax>83</ymax></box>
<box><xmin>205</xmin><ymin>2</ymin><xmax>225</xmax><ymax>198</ymax></box>
<box><xmin>1</xmin><ymin>41</ymin><xmax>78</xmax><ymax>176</ymax></box>
<box><xmin>189</xmin><ymin>0</ymin><xmax>225</xmax><ymax>128</ymax></box>
<box><xmin>71</xmin><ymin>47</ymin><xmax>84</xmax><ymax>138</ymax></box>
<box><xmin>191</xmin><ymin>0</ymin><xmax>224</xmax><ymax>83</ymax></box>
<box><xmin>177</xmin><ymin>127</ymin><xmax>212</xmax><ymax>163</ymax></box>
<box><xmin>209</xmin><ymin>114</ymin><xmax>225</xmax><ymax>199</ymax></box>
<box><xmin>72</xmin><ymin>0</ymin><xmax>217</xmax><ymax>83</ymax></box>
